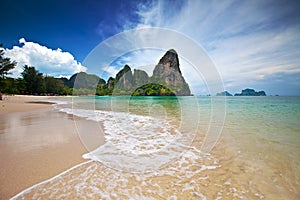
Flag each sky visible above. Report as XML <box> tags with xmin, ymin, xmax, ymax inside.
<box><xmin>1</xmin><ymin>0</ymin><xmax>300</xmax><ymax>95</ymax></box>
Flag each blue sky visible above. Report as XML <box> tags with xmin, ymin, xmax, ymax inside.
<box><xmin>1</xmin><ymin>0</ymin><xmax>300</xmax><ymax>95</ymax></box>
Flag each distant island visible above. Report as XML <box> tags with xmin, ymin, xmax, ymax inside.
<box><xmin>234</xmin><ymin>88</ymin><xmax>266</xmax><ymax>96</ymax></box>
<box><xmin>216</xmin><ymin>89</ymin><xmax>266</xmax><ymax>96</ymax></box>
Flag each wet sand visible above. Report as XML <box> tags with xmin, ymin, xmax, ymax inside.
<box><xmin>13</xmin><ymin>135</ymin><xmax>300</xmax><ymax>200</ymax></box>
<box><xmin>0</xmin><ymin>96</ymin><xmax>87</xmax><ymax>199</ymax></box>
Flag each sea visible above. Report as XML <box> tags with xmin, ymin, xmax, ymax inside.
<box><xmin>12</xmin><ymin>96</ymin><xmax>300</xmax><ymax>199</ymax></box>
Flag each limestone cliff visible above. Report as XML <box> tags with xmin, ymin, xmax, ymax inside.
<box><xmin>113</xmin><ymin>49</ymin><xmax>191</xmax><ymax>96</ymax></box>
<box><xmin>151</xmin><ymin>49</ymin><xmax>191</xmax><ymax>96</ymax></box>
<box><xmin>115</xmin><ymin>65</ymin><xmax>133</xmax><ymax>90</ymax></box>
<box><xmin>133</xmin><ymin>69</ymin><xmax>149</xmax><ymax>87</ymax></box>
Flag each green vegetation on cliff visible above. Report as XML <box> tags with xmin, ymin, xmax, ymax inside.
<box><xmin>132</xmin><ymin>83</ymin><xmax>175</xmax><ymax>96</ymax></box>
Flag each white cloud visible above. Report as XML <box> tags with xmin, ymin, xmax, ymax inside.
<box><xmin>115</xmin><ymin>49</ymin><xmax>164</xmax><ymax>75</ymax></box>
<box><xmin>4</xmin><ymin>38</ymin><xmax>87</xmax><ymax>78</ymax></box>
<box><xmin>209</xmin><ymin>25</ymin><xmax>300</xmax><ymax>87</ymax></box>
<box><xmin>102</xmin><ymin>66</ymin><xmax>119</xmax><ymax>77</ymax></box>
<box><xmin>116</xmin><ymin>0</ymin><xmax>300</xmax><ymax>95</ymax></box>
<box><xmin>19</xmin><ymin>38</ymin><xmax>26</xmax><ymax>44</ymax></box>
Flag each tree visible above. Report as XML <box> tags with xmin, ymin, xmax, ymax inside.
<box><xmin>0</xmin><ymin>44</ymin><xmax>16</xmax><ymax>79</ymax></box>
<box><xmin>44</xmin><ymin>76</ymin><xmax>65</xmax><ymax>95</ymax></box>
<box><xmin>0</xmin><ymin>44</ymin><xmax>17</xmax><ymax>91</ymax></box>
<box><xmin>132</xmin><ymin>83</ymin><xmax>175</xmax><ymax>96</ymax></box>
<box><xmin>21</xmin><ymin>65</ymin><xmax>44</xmax><ymax>95</ymax></box>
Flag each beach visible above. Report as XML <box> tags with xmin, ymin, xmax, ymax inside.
<box><xmin>0</xmin><ymin>95</ymin><xmax>51</xmax><ymax>114</ymax></box>
<box><xmin>0</xmin><ymin>96</ymin><xmax>299</xmax><ymax>199</ymax></box>
<box><xmin>0</xmin><ymin>95</ymin><xmax>87</xmax><ymax>199</ymax></box>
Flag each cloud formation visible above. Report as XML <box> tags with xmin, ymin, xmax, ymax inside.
<box><xmin>112</xmin><ymin>0</ymin><xmax>300</xmax><ymax>95</ymax></box>
<box><xmin>3</xmin><ymin>38</ymin><xmax>87</xmax><ymax>78</ymax></box>
<box><xmin>3</xmin><ymin>0</ymin><xmax>298</xmax><ymax>95</ymax></box>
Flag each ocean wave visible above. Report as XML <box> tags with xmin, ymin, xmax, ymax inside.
<box><xmin>58</xmin><ymin>107</ymin><xmax>197</xmax><ymax>172</ymax></box>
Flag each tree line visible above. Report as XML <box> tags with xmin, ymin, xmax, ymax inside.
<box><xmin>0</xmin><ymin>44</ymin><xmax>116</xmax><ymax>96</ymax></box>
<box><xmin>0</xmin><ymin>65</ymin><xmax>73</xmax><ymax>95</ymax></box>
<box><xmin>0</xmin><ymin>44</ymin><xmax>72</xmax><ymax>95</ymax></box>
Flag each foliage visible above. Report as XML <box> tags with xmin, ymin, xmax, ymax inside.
<box><xmin>0</xmin><ymin>44</ymin><xmax>17</xmax><ymax>80</ymax></box>
<box><xmin>132</xmin><ymin>83</ymin><xmax>175</xmax><ymax>96</ymax></box>
<box><xmin>96</xmin><ymin>84</ymin><xmax>112</xmax><ymax>96</ymax></box>
<box><xmin>44</xmin><ymin>76</ymin><xmax>66</xmax><ymax>95</ymax></box>
<box><xmin>2</xmin><ymin>65</ymin><xmax>72</xmax><ymax>95</ymax></box>
<box><xmin>0</xmin><ymin>44</ymin><xmax>17</xmax><ymax>92</ymax></box>
<box><xmin>21</xmin><ymin>65</ymin><xmax>44</xmax><ymax>94</ymax></box>
<box><xmin>0</xmin><ymin>78</ymin><xmax>25</xmax><ymax>94</ymax></box>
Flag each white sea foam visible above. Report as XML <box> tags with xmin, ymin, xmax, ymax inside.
<box><xmin>58</xmin><ymin>107</ymin><xmax>193</xmax><ymax>172</ymax></box>
<box><xmin>11</xmin><ymin>147</ymin><xmax>220</xmax><ymax>199</ymax></box>
<box><xmin>45</xmin><ymin>99</ymin><xmax>69</xmax><ymax>105</ymax></box>
<box><xmin>10</xmin><ymin>160</ymin><xmax>93</xmax><ymax>200</ymax></box>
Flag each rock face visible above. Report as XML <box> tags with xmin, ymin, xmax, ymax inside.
<box><xmin>69</xmin><ymin>72</ymin><xmax>103</xmax><ymax>89</ymax></box>
<box><xmin>107</xmin><ymin>77</ymin><xmax>115</xmax><ymax>89</ymax></box>
<box><xmin>133</xmin><ymin>69</ymin><xmax>149</xmax><ymax>87</ymax></box>
<box><xmin>154</xmin><ymin>49</ymin><xmax>181</xmax><ymax>74</ymax></box>
<box><xmin>152</xmin><ymin>49</ymin><xmax>191</xmax><ymax>96</ymax></box>
<box><xmin>234</xmin><ymin>88</ymin><xmax>266</xmax><ymax>96</ymax></box>
<box><xmin>113</xmin><ymin>49</ymin><xmax>191</xmax><ymax>96</ymax></box>
<box><xmin>115</xmin><ymin>65</ymin><xmax>133</xmax><ymax>90</ymax></box>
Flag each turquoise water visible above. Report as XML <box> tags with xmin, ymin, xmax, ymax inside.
<box><xmin>71</xmin><ymin>95</ymin><xmax>300</xmax><ymax>150</ymax></box>
<box><xmin>224</xmin><ymin>96</ymin><xmax>300</xmax><ymax>146</ymax></box>
<box><xmin>67</xmin><ymin>95</ymin><xmax>300</xmax><ymax>169</ymax></box>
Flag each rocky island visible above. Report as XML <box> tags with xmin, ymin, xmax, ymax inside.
<box><xmin>215</xmin><ymin>89</ymin><xmax>266</xmax><ymax>97</ymax></box>
<box><xmin>234</xmin><ymin>88</ymin><xmax>266</xmax><ymax>96</ymax></box>
<box><xmin>94</xmin><ymin>49</ymin><xmax>191</xmax><ymax>96</ymax></box>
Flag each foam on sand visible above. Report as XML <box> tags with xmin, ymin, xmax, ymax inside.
<box><xmin>60</xmin><ymin>107</ymin><xmax>192</xmax><ymax>172</ymax></box>
<box><xmin>11</xmin><ymin>148</ymin><xmax>220</xmax><ymax>199</ymax></box>
<box><xmin>10</xmin><ymin>103</ymin><xmax>221</xmax><ymax>199</ymax></box>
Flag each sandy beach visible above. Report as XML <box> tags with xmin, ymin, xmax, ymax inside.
<box><xmin>0</xmin><ymin>95</ymin><xmax>52</xmax><ymax>114</ymax></box>
<box><xmin>0</xmin><ymin>95</ymin><xmax>87</xmax><ymax>199</ymax></box>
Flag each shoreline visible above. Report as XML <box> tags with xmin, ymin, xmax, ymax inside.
<box><xmin>0</xmin><ymin>95</ymin><xmax>88</xmax><ymax>199</ymax></box>
<box><xmin>0</xmin><ymin>95</ymin><xmax>54</xmax><ymax>114</ymax></box>
<box><xmin>1</xmin><ymin>95</ymin><xmax>299</xmax><ymax>199</ymax></box>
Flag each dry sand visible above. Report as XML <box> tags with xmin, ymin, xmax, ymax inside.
<box><xmin>0</xmin><ymin>95</ymin><xmax>87</xmax><ymax>199</ymax></box>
